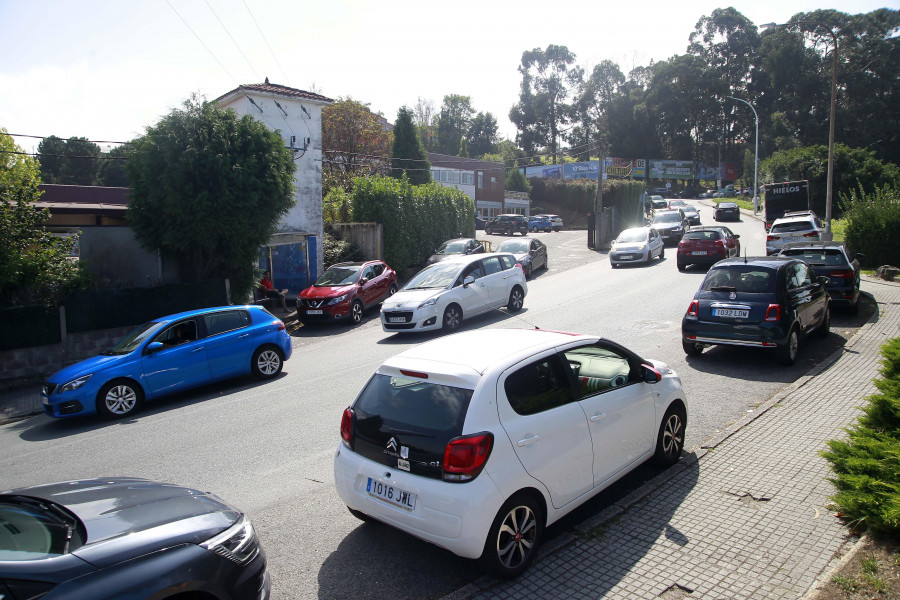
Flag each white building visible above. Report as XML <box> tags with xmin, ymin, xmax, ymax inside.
<box><xmin>216</xmin><ymin>80</ymin><xmax>333</xmax><ymax>291</ymax></box>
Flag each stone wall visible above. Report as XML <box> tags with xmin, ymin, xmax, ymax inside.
<box><xmin>0</xmin><ymin>325</ymin><xmax>133</xmax><ymax>383</ymax></box>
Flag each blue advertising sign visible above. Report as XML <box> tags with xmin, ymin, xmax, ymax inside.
<box><xmin>563</xmin><ymin>161</ymin><xmax>599</xmax><ymax>180</ymax></box>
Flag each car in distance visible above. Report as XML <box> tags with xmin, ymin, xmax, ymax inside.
<box><xmin>648</xmin><ymin>187</ymin><xmax>671</xmax><ymax>198</ymax></box>
<box><xmin>380</xmin><ymin>253</ymin><xmax>526</xmax><ymax>333</ymax></box>
<box><xmin>676</xmin><ymin>226</ymin><xmax>741</xmax><ymax>271</ymax></box>
<box><xmin>681</xmin><ymin>205</ymin><xmax>701</xmax><ymax>226</ymax></box>
<box><xmin>778</xmin><ymin>241</ymin><xmax>865</xmax><ymax>313</ymax></box>
<box><xmin>0</xmin><ymin>478</ymin><xmax>269</xmax><ymax>600</ymax></box>
<box><xmin>713</xmin><ymin>201</ymin><xmax>740</xmax><ymax>221</ymax></box>
<box><xmin>649</xmin><ymin>195</ymin><xmax>668</xmax><ymax>211</ymax></box>
<box><xmin>427</xmin><ymin>238</ymin><xmax>485</xmax><ymax>265</ymax></box>
<box><xmin>334</xmin><ymin>328</ymin><xmax>687</xmax><ymax>578</ymax></box>
<box><xmin>474</xmin><ymin>217</ymin><xmax>487</xmax><ymax>230</ymax></box>
<box><xmin>681</xmin><ymin>256</ymin><xmax>831</xmax><ymax>365</ymax></box>
<box><xmin>298</xmin><ymin>260</ymin><xmax>398</xmax><ymax>324</ymax></box>
<box><xmin>527</xmin><ymin>215</ymin><xmax>553</xmax><ymax>233</ymax></box>
<box><xmin>40</xmin><ymin>305</ymin><xmax>292</xmax><ymax>419</ymax></box>
<box><xmin>534</xmin><ymin>213</ymin><xmax>564</xmax><ymax>231</ymax></box>
<box><xmin>651</xmin><ymin>209</ymin><xmax>689</xmax><ymax>245</ymax></box>
<box><xmin>497</xmin><ymin>237</ymin><xmax>548</xmax><ymax>278</ymax></box>
<box><xmin>667</xmin><ymin>199</ymin><xmax>687</xmax><ymax>211</ymax></box>
<box><xmin>765</xmin><ymin>211</ymin><xmax>824</xmax><ymax>255</ymax></box>
<box><xmin>609</xmin><ymin>226</ymin><xmax>665</xmax><ymax>267</ymax></box>
<box><xmin>485</xmin><ymin>214</ymin><xmax>528</xmax><ymax>236</ymax></box>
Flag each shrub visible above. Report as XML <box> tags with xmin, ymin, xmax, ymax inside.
<box><xmin>822</xmin><ymin>337</ymin><xmax>900</xmax><ymax>536</ymax></box>
<box><xmin>322</xmin><ymin>231</ymin><xmax>363</xmax><ymax>268</ymax></box>
<box><xmin>840</xmin><ymin>184</ymin><xmax>900</xmax><ymax>267</ymax></box>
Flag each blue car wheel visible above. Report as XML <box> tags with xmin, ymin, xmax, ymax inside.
<box><xmin>97</xmin><ymin>379</ymin><xmax>143</xmax><ymax>419</ymax></box>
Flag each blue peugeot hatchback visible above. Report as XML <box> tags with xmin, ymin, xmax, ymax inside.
<box><xmin>41</xmin><ymin>305</ymin><xmax>292</xmax><ymax>419</ymax></box>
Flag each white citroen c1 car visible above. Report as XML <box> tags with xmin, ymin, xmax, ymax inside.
<box><xmin>334</xmin><ymin>329</ymin><xmax>688</xmax><ymax>578</ymax></box>
<box><xmin>380</xmin><ymin>253</ymin><xmax>527</xmax><ymax>333</ymax></box>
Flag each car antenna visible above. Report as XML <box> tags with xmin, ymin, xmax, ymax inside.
<box><xmin>498</xmin><ymin>306</ymin><xmax>541</xmax><ymax>329</ymax></box>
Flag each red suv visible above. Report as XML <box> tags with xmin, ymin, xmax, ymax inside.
<box><xmin>676</xmin><ymin>226</ymin><xmax>741</xmax><ymax>271</ymax></box>
<box><xmin>298</xmin><ymin>261</ymin><xmax>398</xmax><ymax>324</ymax></box>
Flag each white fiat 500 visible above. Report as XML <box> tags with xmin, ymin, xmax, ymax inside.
<box><xmin>380</xmin><ymin>253</ymin><xmax>527</xmax><ymax>333</ymax></box>
<box><xmin>334</xmin><ymin>329</ymin><xmax>688</xmax><ymax>578</ymax></box>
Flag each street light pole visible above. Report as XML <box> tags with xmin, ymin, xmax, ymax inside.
<box><xmin>761</xmin><ymin>20</ymin><xmax>838</xmax><ymax>240</ymax></box>
<box><xmin>727</xmin><ymin>96</ymin><xmax>759</xmax><ymax>214</ymax></box>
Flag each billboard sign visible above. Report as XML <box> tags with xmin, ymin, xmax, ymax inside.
<box><xmin>649</xmin><ymin>159</ymin><xmax>694</xmax><ymax>179</ymax></box>
<box><xmin>563</xmin><ymin>161</ymin><xmax>599</xmax><ymax>180</ymax></box>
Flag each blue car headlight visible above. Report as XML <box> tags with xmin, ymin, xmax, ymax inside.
<box><xmin>59</xmin><ymin>374</ymin><xmax>92</xmax><ymax>393</ymax></box>
<box><xmin>200</xmin><ymin>516</ymin><xmax>260</xmax><ymax>565</ymax></box>
<box><xmin>327</xmin><ymin>294</ymin><xmax>347</xmax><ymax>306</ymax></box>
<box><xmin>417</xmin><ymin>297</ymin><xmax>439</xmax><ymax>309</ymax></box>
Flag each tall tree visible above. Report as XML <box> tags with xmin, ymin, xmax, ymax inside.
<box><xmin>125</xmin><ymin>97</ymin><xmax>295</xmax><ymax>297</ymax></box>
<box><xmin>412</xmin><ymin>97</ymin><xmax>437</xmax><ymax>151</ymax></box>
<box><xmin>509</xmin><ymin>45</ymin><xmax>580</xmax><ymax>163</ymax></box>
<box><xmin>467</xmin><ymin>112</ymin><xmax>499</xmax><ymax>158</ymax></box>
<box><xmin>322</xmin><ymin>97</ymin><xmax>393</xmax><ymax>193</ymax></box>
<box><xmin>36</xmin><ymin>135</ymin><xmax>66</xmax><ymax>183</ymax></box>
<box><xmin>571</xmin><ymin>60</ymin><xmax>625</xmax><ymax>160</ymax></box>
<box><xmin>391</xmin><ymin>106</ymin><xmax>431</xmax><ymax>185</ymax></box>
<box><xmin>435</xmin><ymin>94</ymin><xmax>474</xmax><ymax>156</ymax></box>
<box><xmin>1</xmin><ymin>129</ymin><xmax>84</xmax><ymax>306</ymax></box>
<box><xmin>99</xmin><ymin>145</ymin><xmax>130</xmax><ymax>187</ymax></box>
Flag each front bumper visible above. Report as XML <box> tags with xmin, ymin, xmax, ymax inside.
<box><xmin>610</xmin><ymin>249</ymin><xmax>649</xmax><ymax>264</ymax></box>
<box><xmin>381</xmin><ymin>307</ymin><xmax>441</xmax><ymax>332</ymax></box>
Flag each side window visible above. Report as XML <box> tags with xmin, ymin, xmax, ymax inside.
<box><xmin>205</xmin><ymin>310</ymin><xmax>250</xmax><ymax>337</ymax></box>
<box><xmin>786</xmin><ymin>264</ymin><xmax>804</xmax><ymax>290</ymax></box>
<box><xmin>361</xmin><ymin>267</ymin><xmax>375</xmax><ymax>281</ymax></box>
<box><xmin>157</xmin><ymin>319</ymin><xmax>198</xmax><ymax>346</ymax></box>
<box><xmin>505</xmin><ymin>356</ymin><xmax>574</xmax><ymax>416</ymax></box>
<box><xmin>372</xmin><ymin>263</ymin><xmax>385</xmax><ymax>276</ymax></box>
<box><xmin>562</xmin><ymin>344</ymin><xmax>634</xmax><ymax>398</ymax></box>
<box><xmin>798</xmin><ymin>264</ymin><xmax>813</xmax><ymax>287</ymax></box>
<box><xmin>498</xmin><ymin>255</ymin><xmax>515</xmax><ymax>270</ymax></box>
<box><xmin>460</xmin><ymin>262</ymin><xmax>484</xmax><ymax>283</ymax></box>
<box><xmin>482</xmin><ymin>256</ymin><xmax>503</xmax><ymax>275</ymax></box>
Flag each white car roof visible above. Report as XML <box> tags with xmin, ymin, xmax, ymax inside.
<box><xmin>379</xmin><ymin>329</ymin><xmax>595</xmax><ymax>387</ymax></box>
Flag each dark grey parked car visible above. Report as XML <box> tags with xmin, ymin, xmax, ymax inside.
<box><xmin>0</xmin><ymin>478</ymin><xmax>269</xmax><ymax>600</ymax></box>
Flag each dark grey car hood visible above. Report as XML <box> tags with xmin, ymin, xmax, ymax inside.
<box><xmin>2</xmin><ymin>477</ymin><xmax>239</xmax><ymax>569</ymax></box>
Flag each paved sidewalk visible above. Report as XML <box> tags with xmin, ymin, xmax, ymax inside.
<box><xmin>449</xmin><ymin>276</ymin><xmax>899</xmax><ymax>599</ymax></box>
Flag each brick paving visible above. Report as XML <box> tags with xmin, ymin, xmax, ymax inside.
<box><xmin>455</xmin><ymin>276</ymin><xmax>899</xmax><ymax>600</ymax></box>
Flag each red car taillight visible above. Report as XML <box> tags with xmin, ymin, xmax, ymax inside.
<box><xmin>764</xmin><ymin>304</ymin><xmax>781</xmax><ymax>321</ymax></box>
<box><xmin>340</xmin><ymin>407</ymin><xmax>354</xmax><ymax>447</ymax></box>
<box><xmin>829</xmin><ymin>270</ymin><xmax>854</xmax><ymax>279</ymax></box>
<box><xmin>687</xmin><ymin>300</ymin><xmax>699</xmax><ymax>317</ymax></box>
<box><xmin>443</xmin><ymin>432</ymin><xmax>493</xmax><ymax>482</ymax></box>
<box><xmin>766</xmin><ymin>235</ymin><xmax>777</xmax><ymax>242</ymax></box>
<box><xmin>803</xmin><ymin>231</ymin><xmax>820</xmax><ymax>238</ymax></box>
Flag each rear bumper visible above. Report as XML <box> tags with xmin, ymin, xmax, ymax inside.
<box><xmin>682</xmin><ymin>318</ymin><xmax>789</xmax><ymax>348</ymax></box>
<box><xmin>333</xmin><ymin>444</ymin><xmax>503</xmax><ymax>559</ymax></box>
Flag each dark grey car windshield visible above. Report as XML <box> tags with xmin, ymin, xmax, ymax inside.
<box><xmin>0</xmin><ymin>498</ymin><xmax>84</xmax><ymax>560</ymax></box>
<box><xmin>653</xmin><ymin>213</ymin><xmax>682</xmax><ymax>224</ymax></box>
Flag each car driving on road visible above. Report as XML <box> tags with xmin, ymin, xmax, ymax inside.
<box><xmin>334</xmin><ymin>328</ymin><xmax>687</xmax><ymax>578</ymax></box>
<box><xmin>651</xmin><ymin>209</ymin><xmax>689</xmax><ymax>245</ymax></box>
<box><xmin>609</xmin><ymin>226</ymin><xmax>665</xmax><ymax>267</ymax></box>
<box><xmin>676</xmin><ymin>226</ymin><xmax>741</xmax><ymax>271</ymax></box>
<box><xmin>380</xmin><ymin>253</ymin><xmax>527</xmax><ymax>333</ymax></box>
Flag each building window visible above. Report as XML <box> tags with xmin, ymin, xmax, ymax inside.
<box><xmin>450</xmin><ymin>171</ymin><xmax>460</xmax><ymax>184</ymax></box>
<box><xmin>462</xmin><ymin>172</ymin><xmax>474</xmax><ymax>185</ymax></box>
<box><xmin>478</xmin><ymin>172</ymin><xmax>484</xmax><ymax>189</ymax></box>
<box><xmin>491</xmin><ymin>176</ymin><xmax>497</xmax><ymax>183</ymax></box>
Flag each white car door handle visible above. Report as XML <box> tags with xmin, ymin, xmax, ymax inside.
<box><xmin>517</xmin><ymin>434</ymin><xmax>540</xmax><ymax>447</ymax></box>
<box><xmin>589</xmin><ymin>413</ymin><xmax>607</xmax><ymax>422</ymax></box>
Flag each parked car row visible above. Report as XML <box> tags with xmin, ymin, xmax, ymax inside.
<box><xmin>483</xmin><ymin>213</ymin><xmax>563</xmax><ymax>235</ymax></box>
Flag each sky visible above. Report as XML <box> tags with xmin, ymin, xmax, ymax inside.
<box><xmin>2</xmin><ymin>0</ymin><xmax>897</xmax><ymax>155</ymax></box>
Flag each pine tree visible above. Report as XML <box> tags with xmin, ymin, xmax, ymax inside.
<box><xmin>391</xmin><ymin>107</ymin><xmax>431</xmax><ymax>185</ymax></box>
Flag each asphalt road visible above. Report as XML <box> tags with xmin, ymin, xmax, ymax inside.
<box><xmin>0</xmin><ymin>201</ymin><xmax>869</xmax><ymax>599</ymax></box>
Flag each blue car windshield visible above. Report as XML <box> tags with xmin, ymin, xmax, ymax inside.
<box><xmin>104</xmin><ymin>321</ymin><xmax>164</xmax><ymax>355</ymax></box>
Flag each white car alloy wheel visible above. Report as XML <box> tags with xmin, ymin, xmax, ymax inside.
<box><xmin>479</xmin><ymin>493</ymin><xmax>543</xmax><ymax>578</ymax></box>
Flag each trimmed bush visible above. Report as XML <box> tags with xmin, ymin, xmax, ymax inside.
<box><xmin>822</xmin><ymin>337</ymin><xmax>900</xmax><ymax>536</ymax></box>
<box><xmin>351</xmin><ymin>175</ymin><xmax>475</xmax><ymax>273</ymax></box>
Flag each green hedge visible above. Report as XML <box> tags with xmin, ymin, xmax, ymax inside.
<box><xmin>822</xmin><ymin>337</ymin><xmax>900</xmax><ymax>536</ymax></box>
<box><xmin>351</xmin><ymin>175</ymin><xmax>475</xmax><ymax>272</ymax></box>
<box><xmin>528</xmin><ymin>178</ymin><xmax>644</xmax><ymax>229</ymax></box>
<box><xmin>840</xmin><ymin>184</ymin><xmax>900</xmax><ymax>268</ymax></box>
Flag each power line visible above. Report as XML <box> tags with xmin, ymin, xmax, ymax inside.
<box><xmin>242</xmin><ymin>0</ymin><xmax>292</xmax><ymax>87</ymax></box>
<box><xmin>204</xmin><ymin>0</ymin><xmax>260</xmax><ymax>81</ymax></box>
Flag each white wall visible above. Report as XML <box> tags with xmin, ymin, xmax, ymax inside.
<box><xmin>218</xmin><ymin>90</ymin><xmax>329</xmax><ymax>274</ymax></box>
